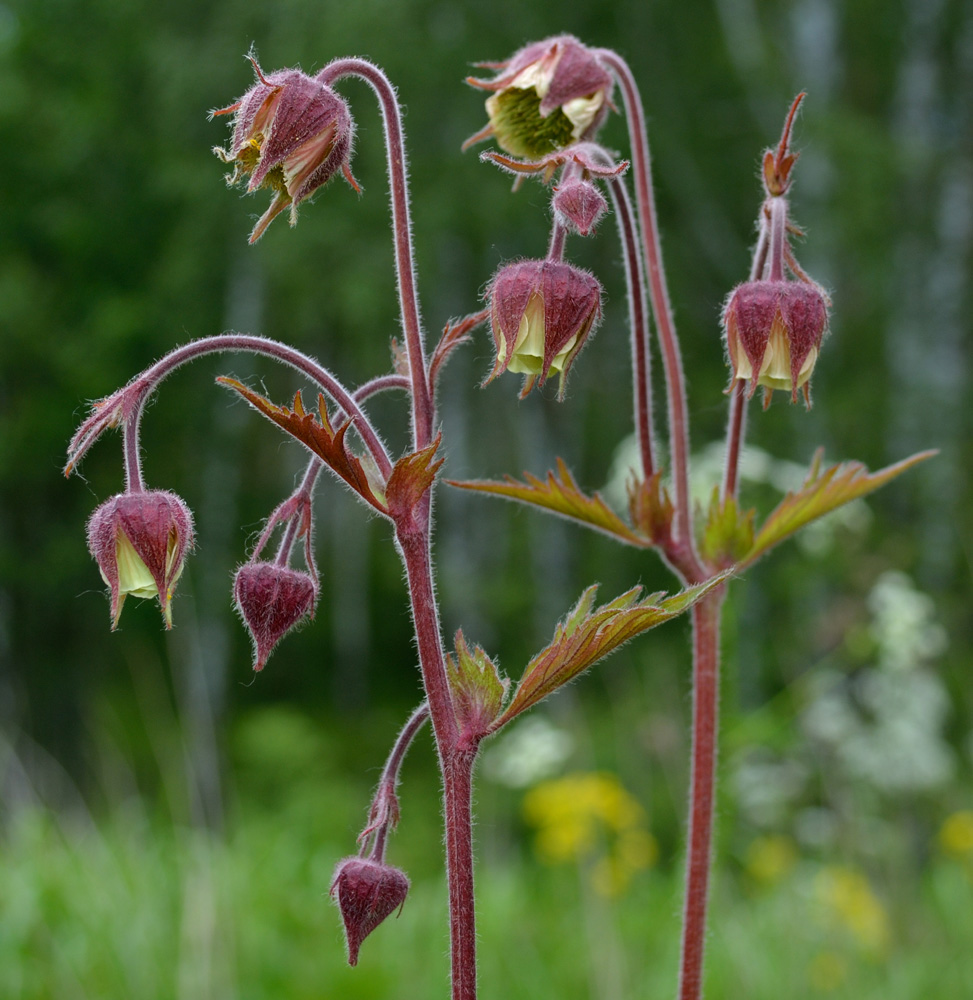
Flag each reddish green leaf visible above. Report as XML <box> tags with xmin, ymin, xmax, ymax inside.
<box><xmin>448</xmin><ymin>458</ymin><xmax>650</xmax><ymax>548</ymax></box>
<box><xmin>492</xmin><ymin>575</ymin><xmax>726</xmax><ymax>730</ymax></box>
<box><xmin>386</xmin><ymin>436</ymin><xmax>444</xmax><ymax>528</ymax></box>
<box><xmin>740</xmin><ymin>449</ymin><xmax>935</xmax><ymax>569</ymax></box>
<box><xmin>446</xmin><ymin>631</ymin><xmax>508</xmax><ymax>739</ymax></box>
<box><xmin>218</xmin><ymin>379</ymin><xmax>388</xmax><ymax>514</ymax></box>
<box><xmin>627</xmin><ymin>472</ymin><xmax>675</xmax><ymax>545</ymax></box>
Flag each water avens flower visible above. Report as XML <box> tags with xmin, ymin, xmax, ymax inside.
<box><xmin>486</xmin><ymin>258</ymin><xmax>601</xmax><ymax>398</ymax></box>
<box><xmin>465</xmin><ymin>36</ymin><xmax>612</xmax><ymax>159</ymax></box>
<box><xmin>212</xmin><ymin>56</ymin><xmax>357</xmax><ymax>242</ymax></box>
<box><xmin>87</xmin><ymin>491</ymin><xmax>194</xmax><ymax>628</ymax></box>
<box><xmin>723</xmin><ymin>279</ymin><xmax>829</xmax><ymax>406</ymax></box>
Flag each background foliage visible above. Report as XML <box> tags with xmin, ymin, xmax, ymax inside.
<box><xmin>0</xmin><ymin>0</ymin><xmax>970</xmax><ymax>995</ymax></box>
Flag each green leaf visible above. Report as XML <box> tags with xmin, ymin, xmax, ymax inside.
<box><xmin>217</xmin><ymin>379</ymin><xmax>389</xmax><ymax>514</ymax></box>
<box><xmin>448</xmin><ymin>458</ymin><xmax>651</xmax><ymax>549</ymax></box>
<box><xmin>446</xmin><ymin>631</ymin><xmax>507</xmax><ymax>738</ymax></box>
<box><xmin>492</xmin><ymin>575</ymin><xmax>727</xmax><ymax>730</ymax></box>
<box><xmin>740</xmin><ymin>449</ymin><xmax>936</xmax><ymax>569</ymax></box>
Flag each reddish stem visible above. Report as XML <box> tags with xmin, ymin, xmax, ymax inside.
<box><xmin>678</xmin><ymin>588</ymin><xmax>725</xmax><ymax>1000</ymax></box>
<box><xmin>318</xmin><ymin>59</ymin><xmax>434</xmax><ymax>449</ymax></box>
<box><xmin>605</xmin><ymin>174</ymin><xmax>655</xmax><ymax>481</ymax></box>
<box><xmin>122</xmin><ymin>420</ymin><xmax>144</xmax><ymax>493</ymax></box>
<box><xmin>363</xmin><ymin>701</ymin><xmax>430</xmax><ymax>863</ymax></box>
<box><xmin>597</xmin><ymin>51</ymin><xmax>701</xmax><ymax>577</ymax></box>
<box><xmin>121</xmin><ymin>333</ymin><xmax>394</xmax><ymax>480</ymax></box>
<box><xmin>396</xmin><ymin>523</ymin><xmax>478</xmax><ymax>1000</ymax></box>
<box><xmin>443</xmin><ymin>749</ymin><xmax>478</xmax><ymax>1000</ymax></box>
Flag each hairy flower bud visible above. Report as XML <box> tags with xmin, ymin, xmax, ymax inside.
<box><xmin>487</xmin><ymin>259</ymin><xmax>601</xmax><ymax>398</ymax></box>
<box><xmin>331</xmin><ymin>857</ymin><xmax>410</xmax><ymax>966</ymax></box>
<box><xmin>552</xmin><ymin>178</ymin><xmax>607</xmax><ymax>236</ymax></box>
<box><xmin>212</xmin><ymin>56</ymin><xmax>357</xmax><ymax>242</ymax></box>
<box><xmin>465</xmin><ymin>36</ymin><xmax>612</xmax><ymax>159</ymax></box>
<box><xmin>723</xmin><ymin>279</ymin><xmax>829</xmax><ymax>406</ymax></box>
<box><xmin>87</xmin><ymin>491</ymin><xmax>194</xmax><ymax>629</ymax></box>
<box><xmin>233</xmin><ymin>561</ymin><xmax>318</xmax><ymax>671</ymax></box>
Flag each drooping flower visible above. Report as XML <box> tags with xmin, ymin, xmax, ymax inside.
<box><xmin>464</xmin><ymin>36</ymin><xmax>613</xmax><ymax>159</ymax></box>
<box><xmin>330</xmin><ymin>857</ymin><xmax>410</xmax><ymax>966</ymax></box>
<box><xmin>486</xmin><ymin>259</ymin><xmax>601</xmax><ymax>398</ymax></box>
<box><xmin>212</xmin><ymin>56</ymin><xmax>357</xmax><ymax>242</ymax></box>
<box><xmin>233</xmin><ymin>561</ymin><xmax>318</xmax><ymax>671</ymax></box>
<box><xmin>87</xmin><ymin>491</ymin><xmax>194</xmax><ymax>628</ymax></box>
<box><xmin>723</xmin><ymin>279</ymin><xmax>829</xmax><ymax>406</ymax></box>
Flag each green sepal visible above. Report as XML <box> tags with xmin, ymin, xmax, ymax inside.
<box><xmin>700</xmin><ymin>488</ymin><xmax>755</xmax><ymax>569</ymax></box>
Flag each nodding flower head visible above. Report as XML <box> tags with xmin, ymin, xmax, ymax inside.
<box><xmin>331</xmin><ymin>857</ymin><xmax>410</xmax><ymax>967</ymax></box>
<box><xmin>486</xmin><ymin>259</ymin><xmax>601</xmax><ymax>399</ymax></box>
<box><xmin>465</xmin><ymin>36</ymin><xmax>613</xmax><ymax>159</ymax></box>
<box><xmin>723</xmin><ymin>279</ymin><xmax>830</xmax><ymax>406</ymax></box>
<box><xmin>212</xmin><ymin>55</ymin><xmax>357</xmax><ymax>243</ymax></box>
<box><xmin>233</xmin><ymin>561</ymin><xmax>318</xmax><ymax>671</ymax></box>
<box><xmin>87</xmin><ymin>491</ymin><xmax>194</xmax><ymax>629</ymax></box>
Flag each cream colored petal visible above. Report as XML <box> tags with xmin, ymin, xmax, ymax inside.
<box><xmin>115</xmin><ymin>532</ymin><xmax>157</xmax><ymax>600</ymax></box>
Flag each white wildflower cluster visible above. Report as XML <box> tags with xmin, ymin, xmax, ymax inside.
<box><xmin>802</xmin><ymin>571</ymin><xmax>953</xmax><ymax>795</ymax></box>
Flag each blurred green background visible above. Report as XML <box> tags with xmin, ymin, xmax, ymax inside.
<box><xmin>1</xmin><ymin>0</ymin><xmax>971</xmax><ymax>996</ymax></box>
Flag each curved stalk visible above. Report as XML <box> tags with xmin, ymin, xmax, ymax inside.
<box><xmin>318</xmin><ymin>58</ymin><xmax>433</xmax><ymax>449</ymax></box>
<box><xmin>597</xmin><ymin>51</ymin><xmax>700</xmax><ymax>577</ymax></box>
<box><xmin>119</xmin><ymin>333</ymin><xmax>394</xmax><ymax>482</ymax></box>
<box><xmin>605</xmin><ymin>174</ymin><xmax>656</xmax><ymax>481</ymax></box>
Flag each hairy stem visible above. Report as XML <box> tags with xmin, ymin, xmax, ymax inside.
<box><xmin>364</xmin><ymin>701</ymin><xmax>430</xmax><ymax>862</ymax></box>
<box><xmin>678</xmin><ymin>589</ymin><xmax>725</xmax><ymax>1000</ymax></box>
<box><xmin>318</xmin><ymin>58</ymin><xmax>433</xmax><ymax>449</ymax></box>
<box><xmin>121</xmin><ymin>333</ymin><xmax>394</xmax><ymax>479</ymax></box>
<box><xmin>396</xmin><ymin>520</ymin><xmax>477</xmax><ymax>1000</ymax></box>
<box><xmin>121</xmin><ymin>419</ymin><xmax>144</xmax><ymax>493</ymax></box>
<box><xmin>597</xmin><ymin>51</ymin><xmax>700</xmax><ymax>577</ymax></box>
<box><xmin>606</xmin><ymin>174</ymin><xmax>655</xmax><ymax>481</ymax></box>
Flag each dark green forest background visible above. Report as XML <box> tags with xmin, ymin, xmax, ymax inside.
<box><xmin>0</xmin><ymin>0</ymin><xmax>970</xmax><ymax>993</ymax></box>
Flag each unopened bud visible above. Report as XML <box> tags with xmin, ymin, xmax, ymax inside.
<box><xmin>330</xmin><ymin>857</ymin><xmax>410</xmax><ymax>966</ymax></box>
<box><xmin>233</xmin><ymin>561</ymin><xmax>317</xmax><ymax>671</ymax></box>
<box><xmin>553</xmin><ymin>179</ymin><xmax>607</xmax><ymax>236</ymax></box>
<box><xmin>87</xmin><ymin>491</ymin><xmax>194</xmax><ymax>629</ymax></box>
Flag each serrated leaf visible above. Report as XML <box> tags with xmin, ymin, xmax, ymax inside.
<box><xmin>740</xmin><ymin>449</ymin><xmax>935</xmax><ymax>569</ymax></box>
<box><xmin>492</xmin><ymin>575</ymin><xmax>726</xmax><ymax>730</ymax></box>
<box><xmin>218</xmin><ymin>379</ymin><xmax>388</xmax><ymax>514</ymax></box>
<box><xmin>386</xmin><ymin>436</ymin><xmax>444</xmax><ymax>528</ymax></box>
<box><xmin>446</xmin><ymin>631</ymin><xmax>507</xmax><ymax>738</ymax></box>
<box><xmin>700</xmin><ymin>488</ymin><xmax>755</xmax><ymax>569</ymax></box>
<box><xmin>448</xmin><ymin>458</ymin><xmax>650</xmax><ymax>548</ymax></box>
